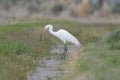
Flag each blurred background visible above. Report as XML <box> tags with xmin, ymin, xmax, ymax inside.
<box><xmin>0</xmin><ymin>0</ymin><xmax>120</xmax><ymax>24</ymax></box>
<box><xmin>0</xmin><ymin>1</ymin><xmax>120</xmax><ymax>80</ymax></box>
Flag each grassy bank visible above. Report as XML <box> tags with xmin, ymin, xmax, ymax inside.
<box><xmin>0</xmin><ymin>20</ymin><xmax>120</xmax><ymax>80</ymax></box>
<box><xmin>63</xmin><ymin>23</ymin><xmax>120</xmax><ymax>80</ymax></box>
<box><xmin>0</xmin><ymin>21</ymin><xmax>52</xmax><ymax>80</ymax></box>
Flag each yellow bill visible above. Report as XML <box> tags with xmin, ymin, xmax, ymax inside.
<box><xmin>41</xmin><ymin>28</ymin><xmax>47</xmax><ymax>34</ymax></box>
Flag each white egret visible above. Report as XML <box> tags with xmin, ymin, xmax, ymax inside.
<box><xmin>41</xmin><ymin>24</ymin><xmax>81</xmax><ymax>59</ymax></box>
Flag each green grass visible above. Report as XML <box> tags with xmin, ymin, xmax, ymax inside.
<box><xmin>76</xmin><ymin>43</ymin><xmax>120</xmax><ymax>80</ymax></box>
<box><xmin>0</xmin><ymin>22</ymin><xmax>52</xmax><ymax>80</ymax></box>
<box><xmin>0</xmin><ymin>19</ymin><xmax>120</xmax><ymax>80</ymax></box>
<box><xmin>75</xmin><ymin>28</ymin><xmax>120</xmax><ymax>80</ymax></box>
<box><xmin>106</xmin><ymin>29</ymin><xmax>120</xmax><ymax>50</ymax></box>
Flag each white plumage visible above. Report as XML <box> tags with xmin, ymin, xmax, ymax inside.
<box><xmin>41</xmin><ymin>24</ymin><xmax>81</xmax><ymax>59</ymax></box>
<box><xmin>44</xmin><ymin>24</ymin><xmax>81</xmax><ymax>46</ymax></box>
<box><xmin>53</xmin><ymin>29</ymin><xmax>80</xmax><ymax>46</ymax></box>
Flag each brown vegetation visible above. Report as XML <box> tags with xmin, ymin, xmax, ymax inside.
<box><xmin>80</xmin><ymin>0</ymin><xmax>90</xmax><ymax>17</ymax></box>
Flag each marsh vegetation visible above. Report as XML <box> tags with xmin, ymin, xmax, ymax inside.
<box><xmin>0</xmin><ymin>20</ymin><xmax>120</xmax><ymax>80</ymax></box>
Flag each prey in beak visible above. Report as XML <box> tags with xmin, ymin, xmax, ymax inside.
<box><xmin>40</xmin><ymin>28</ymin><xmax>46</xmax><ymax>42</ymax></box>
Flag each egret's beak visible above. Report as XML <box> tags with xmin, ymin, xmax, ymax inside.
<box><xmin>41</xmin><ymin>28</ymin><xmax>47</xmax><ymax>34</ymax></box>
<box><xmin>40</xmin><ymin>28</ymin><xmax>46</xmax><ymax>42</ymax></box>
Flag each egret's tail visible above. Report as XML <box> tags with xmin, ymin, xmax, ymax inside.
<box><xmin>70</xmin><ymin>37</ymin><xmax>81</xmax><ymax>47</ymax></box>
<box><xmin>75</xmin><ymin>41</ymin><xmax>81</xmax><ymax>47</ymax></box>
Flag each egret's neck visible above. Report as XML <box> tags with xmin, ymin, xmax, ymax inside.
<box><xmin>48</xmin><ymin>26</ymin><xmax>56</xmax><ymax>36</ymax></box>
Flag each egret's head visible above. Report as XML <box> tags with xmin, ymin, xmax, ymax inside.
<box><xmin>42</xmin><ymin>24</ymin><xmax>53</xmax><ymax>34</ymax></box>
<box><xmin>40</xmin><ymin>24</ymin><xmax>53</xmax><ymax>42</ymax></box>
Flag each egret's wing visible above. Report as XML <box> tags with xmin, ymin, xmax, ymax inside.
<box><xmin>56</xmin><ymin>29</ymin><xmax>81</xmax><ymax>46</ymax></box>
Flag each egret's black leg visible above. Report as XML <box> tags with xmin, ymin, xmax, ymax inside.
<box><xmin>64</xmin><ymin>44</ymin><xmax>68</xmax><ymax>53</ymax></box>
<box><xmin>61</xmin><ymin>44</ymin><xmax>68</xmax><ymax>59</ymax></box>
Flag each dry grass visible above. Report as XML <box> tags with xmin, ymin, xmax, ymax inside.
<box><xmin>80</xmin><ymin>0</ymin><xmax>90</xmax><ymax>17</ymax></box>
<box><xmin>62</xmin><ymin>48</ymin><xmax>84</xmax><ymax>80</ymax></box>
